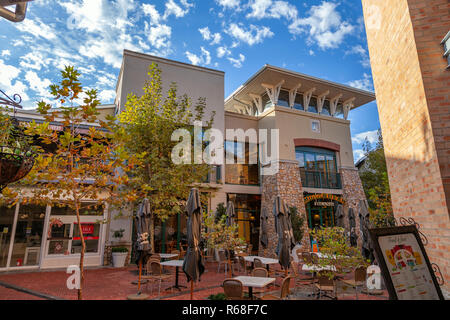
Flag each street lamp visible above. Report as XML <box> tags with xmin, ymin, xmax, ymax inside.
<box><xmin>0</xmin><ymin>0</ymin><xmax>33</xmax><ymax>22</ymax></box>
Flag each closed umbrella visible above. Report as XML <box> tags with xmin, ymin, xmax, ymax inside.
<box><xmin>182</xmin><ymin>188</ymin><xmax>205</xmax><ymax>299</ymax></box>
<box><xmin>335</xmin><ymin>204</ymin><xmax>345</xmax><ymax>228</ymax></box>
<box><xmin>359</xmin><ymin>200</ymin><xmax>372</xmax><ymax>260</ymax></box>
<box><xmin>128</xmin><ymin>198</ymin><xmax>151</xmax><ymax>300</ymax></box>
<box><xmin>348</xmin><ymin>207</ymin><xmax>358</xmax><ymax>247</ymax></box>
<box><xmin>225</xmin><ymin>200</ymin><xmax>236</xmax><ymax>276</ymax></box>
<box><xmin>260</xmin><ymin>207</ymin><xmax>269</xmax><ymax>250</ymax></box>
<box><xmin>273</xmin><ymin>196</ymin><xmax>294</xmax><ymax>273</ymax></box>
<box><xmin>225</xmin><ymin>200</ymin><xmax>235</xmax><ymax>227</ymax></box>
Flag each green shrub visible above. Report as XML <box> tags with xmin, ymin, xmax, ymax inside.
<box><xmin>207</xmin><ymin>293</ymin><xmax>226</xmax><ymax>300</ymax></box>
<box><xmin>112</xmin><ymin>247</ymin><xmax>128</xmax><ymax>253</ymax></box>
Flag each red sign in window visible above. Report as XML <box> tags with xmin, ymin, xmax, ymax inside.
<box><xmin>73</xmin><ymin>223</ymin><xmax>99</xmax><ymax>240</ymax></box>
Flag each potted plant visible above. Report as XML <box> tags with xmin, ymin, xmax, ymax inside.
<box><xmin>111</xmin><ymin>247</ymin><xmax>128</xmax><ymax>268</ymax></box>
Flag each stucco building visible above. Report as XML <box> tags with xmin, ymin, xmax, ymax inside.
<box><xmin>0</xmin><ymin>50</ymin><xmax>375</xmax><ymax>271</ymax></box>
<box><xmin>361</xmin><ymin>0</ymin><xmax>450</xmax><ymax>294</ymax></box>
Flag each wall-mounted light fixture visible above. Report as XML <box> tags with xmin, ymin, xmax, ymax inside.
<box><xmin>441</xmin><ymin>31</ymin><xmax>450</xmax><ymax>70</ymax></box>
<box><xmin>0</xmin><ymin>0</ymin><xmax>32</xmax><ymax>22</ymax></box>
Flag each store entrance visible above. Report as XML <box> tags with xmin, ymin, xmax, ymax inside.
<box><xmin>308</xmin><ymin>206</ymin><xmax>335</xmax><ymax>229</ymax></box>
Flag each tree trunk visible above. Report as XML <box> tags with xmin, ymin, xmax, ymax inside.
<box><xmin>75</xmin><ymin>202</ymin><xmax>85</xmax><ymax>300</ymax></box>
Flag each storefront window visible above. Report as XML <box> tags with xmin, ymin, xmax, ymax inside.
<box><xmin>225</xmin><ymin>140</ymin><xmax>259</xmax><ymax>185</ymax></box>
<box><xmin>10</xmin><ymin>205</ymin><xmax>45</xmax><ymax>266</ymax></box>
<box><xmin>0</xmin><ymin>206</ymin><xmax>15</xmax><ymax>268</ymax></box>
<box><xmin>48</xmin><ymin>222</ymin><xmax>70</xmax><ymax>255</ymax></box>
<box><xmin>72</xmin><ymin>223</ymin><xmax>100</xmax><ymax>253</ymax></box>
<box><xmin>227</xmin><ymin>194</ymin><xmax>261</xmax><ymax>251</ymax></box>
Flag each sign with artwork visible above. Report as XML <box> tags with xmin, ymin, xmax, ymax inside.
<box><xmin>369</xmin><ymin>226</ymin><xmax>444</xmax><ymax>300</ymax></box>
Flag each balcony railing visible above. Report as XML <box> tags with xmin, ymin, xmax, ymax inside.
<box><xmin>300</xmin><ymin>168</ymin><xmax>341</xmax><ymax>189</ymax></box>
<box><xmin>203</xmin><ymin>165</ymin><xmax>222</xmax><ymax>184</ymax></box>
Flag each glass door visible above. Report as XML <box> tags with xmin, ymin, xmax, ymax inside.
<box><xmin>0</xmin><ymin>205</ymin><xmax>16</xmax><ymax>268</ymax></box>
<box><xmin>10</xmin><ymin>205</ymin><xmax>45</xmax><ymax>267</ymax></box>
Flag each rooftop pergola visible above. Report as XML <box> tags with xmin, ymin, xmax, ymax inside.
<box><xmin>224</xmin><ymin>65</ymin><xmax>376</xmax><ymax>120</ymax></box>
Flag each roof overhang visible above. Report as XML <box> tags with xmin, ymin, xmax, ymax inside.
<box><xmin>225</xmin><ymin>65</ymin><xmax>376</xmax><ymax>111</ymax></box>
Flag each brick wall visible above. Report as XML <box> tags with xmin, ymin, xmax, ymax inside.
<box><xmin>362</xmin><ymin>0</ymin><xmax>450</xmax><ymax>295</ymax></box>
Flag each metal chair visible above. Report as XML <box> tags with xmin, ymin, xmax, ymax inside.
<box><xmin>238</xmin><ymin>255</ymin><xmax>250</xmax><ymax>275</ymax></box>
<box><xmin>252</xmin><ymin>267</ymin><xmax>268</xmax><ymax>277</ymax></box>
<box><xmin>260</xmin><ymin>276</ymin><xmax>291</xmax><ymax>300</ymax></box>
<box><xmin>223</xmin><ymin>279</ymin><xmax>247</xmax><ymax>300</ymax></box>
<box><xmin>314</xmin><ymin>274</ymin><xmax>336</xmax><ymax>300</ymax></box>
<box><xmin>217</xmin><ymin>250</ymin><xmax>230</xmax><ymax>274</ymax></box>
<box><xmin>343</xmin><ymin>266</ymin><xmax>367</xmax><ymax>300</ymax></box>
<box><xmin>148</xmin><ymin>261</ymin><xmax>172</xmax><ymax>298</ymax></box>
<box><xmin>254</xmin><ymin>257</ymin><xmax>264</xmax><ymax>269</ymax></box>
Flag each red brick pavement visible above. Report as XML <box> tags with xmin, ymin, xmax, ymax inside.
<box><xmin>0</xmin><ymin>261</ymin><xmax>388</xmax><ymax>300</ymax></box>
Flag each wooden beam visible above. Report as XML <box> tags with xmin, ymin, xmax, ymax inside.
<box><xmin>317</xmin><ymin>90</ymin><xmax>330</xmax><ymax>114</ymax></box>
<box><xmin>289</xmin><ymin>83</ymin><xmax>302</xmax><ymax>108</ymax></box>
<box><xmin>303</xmin><ymin>87</ymin><xmax>316</xmax><ymax>111</ymax></box>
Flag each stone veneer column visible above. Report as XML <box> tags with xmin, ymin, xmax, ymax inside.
<box><xmin>340</xmin><ymin>167</ymin><xmax>368</xmax><ymax>249</ymax></box>
<box><xmin>259</xmin><ymin>160</ymin><xmax>310</xmax><ymax>258</ymax></box>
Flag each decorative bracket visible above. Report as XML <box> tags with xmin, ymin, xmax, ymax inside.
<box><xmin>342</xmin><ymin>97</ymin><xmax>355</xmax><ymax>120</ymax></box>
<box><xmin>249</xmin><ymin>93</ymin><xmax>262</xmax><ymax>114</ymax></box>
<box><xmin>303</xmin><ymin>87</ymin><xmax>316</xmax><ymax>111</ymax></box>
<box><xmin>317</xmin><ymin>90</ymin><xmax>330</xmax><ymax>114</ymax></box>
<box><xmin>288</xmin><ymin>83</ymin><xmax>302</xmax><ymax>108</ymax></box>
<box><xmin>330</xmin><ymin>94</ymin><xmax>342</xmax><ymax>116</ymax></box>
<box><xmin>261</xmin><ymin>80</ymin><xmax>285</xmax><ymax>107</ymax></box>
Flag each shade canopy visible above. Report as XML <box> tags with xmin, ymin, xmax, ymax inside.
<box><xmin>225</xmin><ymin>200</ymin><xmax>236</xmax><ymax>227</ymax></box>
<box><xmin>260</xmin><ymin>207</ymin><xmax>269</xmax><ymax>249</ymax></box>
<box><xmin>182</xmin><ymin>188</ymin><xmax>205</xmax><ymax>282</ymax></box>
<box><xmin>134</xmin><ymin>198</ymin><xmax>152</xmax><ymax>265</ymax></box>
<box><xmin>273</xmin><ymin>196</ymin><xmax>295</xmax><ymax>269</ymax></box>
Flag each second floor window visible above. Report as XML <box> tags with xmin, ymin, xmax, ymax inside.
<box><xmin>225</xmin><ymin>140</ymin><xmax>259</xmax><ymax>186</ymax></box>
<box><xmin>296</xmin><ymin>147</ymin><xmax>340</xmax><ymax>189</ymax></box>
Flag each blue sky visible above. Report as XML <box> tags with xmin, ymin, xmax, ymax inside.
<box><xmin>0</xmin><ymin>0</ymin><xmax>380</xmax><ymax>162</ymax></box>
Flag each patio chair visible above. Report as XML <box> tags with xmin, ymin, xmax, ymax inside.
<box><xmin>238</xmin><ymin>255</ymin><xmax>250</xmax><ymax>275</ymax></box>
<box><xmin>254</xmin><ymin>257</ymin><xmax>264</xmax><ymax>269</ymax></box>
<box><xmin>343</xmin><ymin>266</ymin><xmax>367</xmax><ymax>300</ymax></box>
<box><xmin>147</xmin><ymin>261</ymin><xmax>172</xmax><ymax>298</ymax></box>
<box><xmin>252</xmin><ymin>267</ymin><xmax>268</xmax><ymax>277</ymax></box>
<box><xmin>217</xmin><ymin>250</ymin><xmax>231</xmax><ymax>274</ymax></box>
<box><xmin>223</xmin><ymin>279</ymin><xmax>248</xmax><ymax>300</ymax></box>
<box><xmin>251</xmin><ymin>268</ymin><xmax>269</xmax><ymax>298</ymax></box>
<box><xmin>314</xmin><ymin>274</ymin><xmax>336</xmax><ymax>300</ymax></box>
<box><xmin>260</xmin><ymin>276</ymin><xmax>292</xmax><ymax>300</ymax></box>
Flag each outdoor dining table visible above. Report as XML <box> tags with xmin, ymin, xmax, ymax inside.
<box><xmin>157</xmin><ymin>253</ymin><xmax>179</xmax><ymax>260</ymax></box>
<box><xmin>233</xmin><ymin>276</ymin><xmax>276</xmax><ymax>300</ymax></box>
<box><xmin>244</xmin><ymin>256</ymin><xmax>278</xmax><ymax>271</ymax></box>
<box><xmin>160</xmin><ymin>259</ymin><xmax>186</xmax><ymax>291</ymax></box>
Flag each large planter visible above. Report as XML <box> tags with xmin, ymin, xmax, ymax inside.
<box><xmin>112</xmin><ymin>252</ymin><xmax>128</xmax><ymax>268</ymax></box>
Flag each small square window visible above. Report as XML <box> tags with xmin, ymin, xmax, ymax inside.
<box><xmin>311</xmin><ymin>120</ymin><xmax>320</xmax><ymax>133</ymax></box>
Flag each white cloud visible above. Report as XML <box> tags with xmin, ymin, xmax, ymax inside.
<box><xmin>227</xmin><ymin>53</ymin><xmax>245</xmax><ymax>68</ymax></box>
<box><xmin>226</xmin><ymin>23</ymin><xmax>274</xmax><ymax>46</ymax></box>
<box><xmin>216</xmin><ymin>0</ymin><xmax>241</xmax><ymax>9</ymax></box>
<box><xmin>352</xmin><ymin>130</ymin><xmax>379</xmax><ymax>144</ymax></box>
<box><xmin>163</xmin><ymin>0</ymin><xmax>193</xmax><ymax>19</ymax></box>
<box><xmin>185</xmin><ymin>47</ymin><xmax>211</xmax><ymax>66</ymax></box>
<box><xmin>353</xmin><ymin>149</ymin><xmax>365</xmax><ymax>162</ymax></box>
<box><xmin>217</xmin><ymin>46</ymin><xmax>231</xmax><ymax>58</ymax></box>
<box><xmin>15</xmin><ymin>18</ymin><xmax>57</xmax><ymax>40</ymax></box>
<box><xmin>1</xmin><ymin>50</ymin><xmax>11</xmax><ymax>57</ymax></box>
<box><xmin>347</xmin><ymin>73</ymin><xmax>374</xmax><ymax>92</ymax></box>
<box><xmin>24</xmin><ymin>71</ymin><xmax>53</xmax><ymax>100</ymax></box>
<box><xmin>346</xmin><ymin>45</ymin><xmax>371</xmax><ymax>68</ymax></box>
<box><xmin>147</xmin><ymin>23</ymin><xmax>172</xmax><ymax>50</ymax></box>
<box><xmin>98</xmin><ymin>89</ymin><xmax>116</xmax><ymax>103</ymax></box>
<box><xmin>247</xmin><ymin>0</ymin><xmax>298</xmax><ymax>20</ymax></box>
<box><xmin>142</xmin><ymin>3</ymin><xmax>161</xmax><ymax>24</ymax></box>
<box><xmin>199</xmin><ymin>27</ymin><xmax>222</xmax><ymax>45</ymax></box>
<box><xmin>289</xmin><ymin>2</ymin><xmax>354</xmax><ymax>49</ymax></box>
<box><xmin>0</xmin><ymin>59</ymin><xmax>29</xmax><ymax>102</ymax></box>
